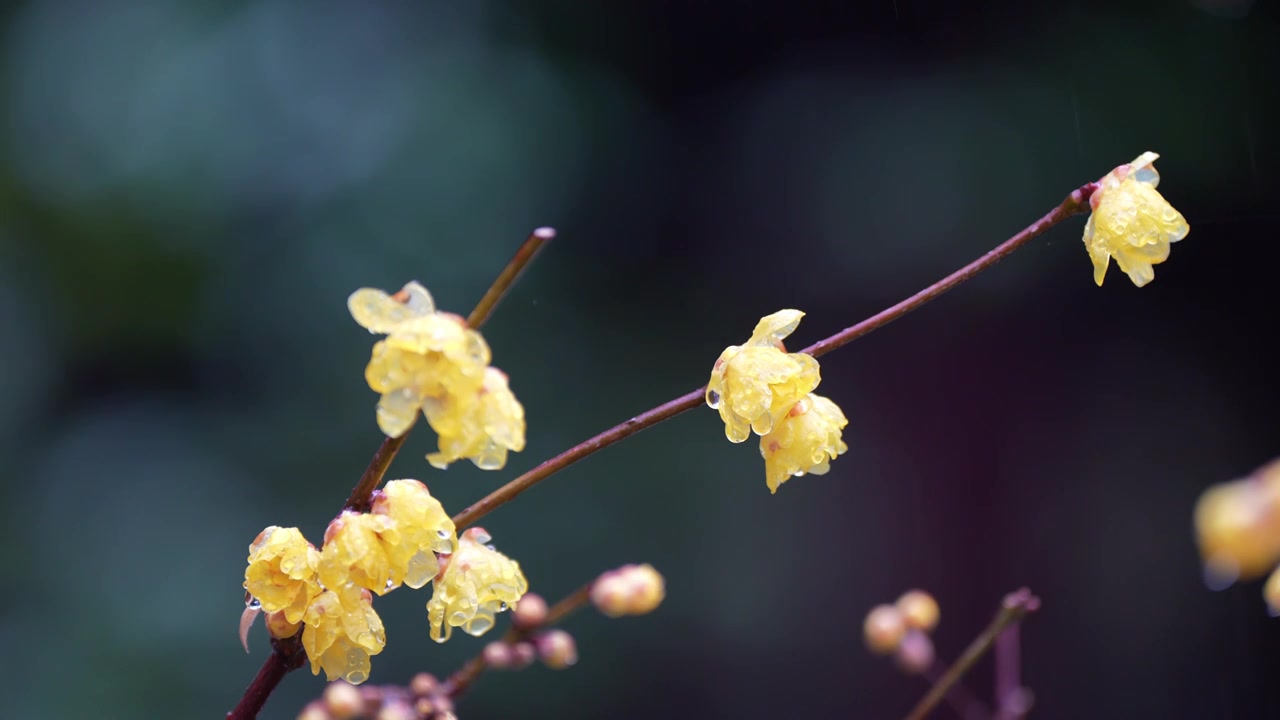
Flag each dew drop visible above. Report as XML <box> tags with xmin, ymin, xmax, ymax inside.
<box><xmin>485</xmin><ymin>544</ymin><xmax>496</xmax><ymax>552</ymax></box>
<box><xmin>386</xmin><ymin>579</ymin><xmax>396</xmax><ymax>591</ymax></box>
<box><xmin>245</xmin><ymin>592</ymin><xmax>262</xmax><ymax>609</ymax></box>
<box><xmin>706</xmin><ymin>390</ymin><xmax>721</xmax><ymax>408</ymax></box>
<box><xmin>437</xmin><ymin>529</ymin><xmax>451</xmax><ymax>539</ymax></box>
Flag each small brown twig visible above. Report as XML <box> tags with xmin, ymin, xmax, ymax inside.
<box><xmin>922</xmin><ymin>662</ymin><xmax>992</xmax><ymax>720</ymax></box>
<box><xmin>443</xmin><ymin>583</ymin><xmax>594</xmax><ymax>700</ymax></box>
<box><xmin>904</xmin><ymin>589</ymin><xmax>1041</xmax><ymax>720</ymax></box>
<box><xmin>227</xmin><ymin>227</ymin><xmax>554</xmax><ymax>720</ymax></box>
<box><xmin>452</xmin><ymin>184</ymin><xmax>1097</xmax><ymax>530</ymax></box>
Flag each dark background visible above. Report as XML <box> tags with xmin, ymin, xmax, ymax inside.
<box><xmin>2</xmin><ymin>1</ymin><xmax>1278</xmax><ymax>718</ymax></box>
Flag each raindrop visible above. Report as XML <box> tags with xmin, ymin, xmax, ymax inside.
<box><xmin>485</xmin><ymin>544</ymin><xmax>496</xmax><ymax>552</ymax></box>
<box><xmin>245</xmin><ymin>592</ymin><xmax>262</xmax><ymax>609</ymax></box>
<box><xmin>386</xmin><ymin>579</ymin><xmax>396</xmax><ymax>591</ymax></box>
<box><xmin>437</xmin><ymin>529</ymin><xmax>450</xmax><ymax>539</ymax></box>
<box><xmin>706</xmin><ymin>390</ymin><xmax>721</xmax><ymax>408</ymax></box>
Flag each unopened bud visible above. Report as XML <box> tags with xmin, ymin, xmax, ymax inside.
<box><xmin>376</xmin><ymin>700</ymin><xmax>415</xmax><ymax>720</ymax></box>
<box><xmin>409</xmin><ymin>672</ymin><xmax>439</xmax><ymax>697</ymax></box>
<box><xmin>297</xmin><ymin>701</ymin><xmax>331</xmax><ymax>720</ymax></box>
<box><xmin>265</xmin><ymin>610</ymin><xmax>302</xmax><ymax>640</ymax></box>
<box><xmin>895</xmin><ymin>590</ymin><xmax>939</xmax><ymax>633</ymax></box>
<box><xmin>513</xmin><ymin>593</ymin><xmax>549</xmax><ymax>630</ymax></box>
<box><xmin>322</xmin><ymin>681</ymin><xmax>363</xmax><ymax>720</ymax></box>
<box><xmin>591</xmin><ymin>564</ymin><xmax>666</xmax><ymax>617</ymax></box>
<box><xmin>483</xmin><ymin>641</ymin><xmax>514</xmax><ymax>669</ymax></box>
<box><xmin>537</xmin><ymin>629</ymin><xmax>578</xmax><ymax>669</ymax></box>
<box><xmin>863</xmin><ymin>604</ymin><xmax>907</xmax><ymax>654</ymax></box>
<box><xmin>511</xmin><ymin>641</ymin><xmax>536</xmax><ymax>669</ymax></box>
<box><xmin>894</xmin><ymin>630</ymin><xmax>935</xmax><ymax>675</ymax></box>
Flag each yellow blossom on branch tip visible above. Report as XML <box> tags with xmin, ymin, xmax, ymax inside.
<box><xmin>1194</xmin><ymin>458</ymin><xmax>1280</xmax><ymax>585</ymax></box>
<box><xmin>706</xmin><ymin>309</ymin><xmax>821</xmax><ymax>442</ymax></box>
<box><xmin>425</xmin><ymin>367</ymin><xmax>527</xmax><ymax>471</ymax></box>
<box><xmin>427</xmin><ymin>527</ymin><xmax>528</xmax><ymax>643</ymax></box>
<box><xmin>302</xmin><ymin>584</ymin><xmax>385</xmax><ymax>684</ymax></box>
<box><xmin>244</xmin><ymin>526</ymin><xmax>321</xmax><ymax>624</ymax></box>
<box><xmin>1083</xmin><ymin>152</ymin><xmax>1189</xmax><ymax>287</ymax></box>
<box><xmin>759</xmin><ymin>393</ymin><xmax>849</xmax><ymax>493</ymax></box>
<box><xmin>371</xmin><ymin>479</ymin><xmax>457</xmax><ymax>589</ymax></box>
<box><xmin>318</xmin><ymin>512</ymin><xmax>397</xmax><ymax>595</ymax></box>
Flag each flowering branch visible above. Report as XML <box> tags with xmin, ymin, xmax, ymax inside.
<box><xmin>904</xmin><ymin>589</ymin><xmax>1041</xmax><ymax>720</ymax></box>
<box><xmin>228</xmin><ymin>228</ymin><xmax>555</xmax><ymax>720</ymax></box>
<box><xmin>451</xmin><ymin>182</ymin><xmax>1097</xmax><ymax>529</ymax></box>
<box><xmin>443</xmin><ymin>582</ymin><xmax>593</xmax><ymax>700</ymax></box>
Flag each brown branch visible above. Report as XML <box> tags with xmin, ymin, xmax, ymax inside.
<box><xmin>443</xmin><ymin>583</ymin><xmax>594</xmax><ymax>700</ymax></box>
<box><xmin>226</xmin><ymin>634</ymin><xmax>306</xmax><ymax>720</ymax></box>
<box><xmin>453</xmin><ymin>184</ymin><xmax>1097</xmax><ymax>529</ymax></box>
<box><xmin>921</xmin><ymin>662</ymin><xmax>992</xmax><ymax>720</ymax></box>
<box><xmin>904</xmin><ymin>589</ymin><xmax>1041</xmax><ymax>720</ymax></box>
<box><xmin>228</xmin><ymin>227</ymin><xmax>554</xmax><ymax>719</ymax></box>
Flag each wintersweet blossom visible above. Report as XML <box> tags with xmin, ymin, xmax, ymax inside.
<box><xmin>371</xmin><ymin>479</ymin><xmax>457</xmax><ymax>589</ymax></box>
<box><xmin>427</xmin><ymin>527</ymin><xmax>528</xmax><ymax>643</ymax></box>
<box><xmin>1194</xmin><ymin>458</ymin><xmax>1280</xmax><ymax>584</ymax></box>
<box><xmin>1083</xmin><ymin>152</ymin><xmax>1189</xmax><ymax>287</ymax></box>
<box><xmin>425</xmin><ymin>367</ymin><xmax>526</xmax><ymax>471</ymax></box>
<box><xmin>244</xmin><ymin>526</ymin><xmax>321</xmax><ymax>624</ymax></box>
<box><xmin>759</xmin><ymin>393</ymin><xmax>848</xmax><ymax>493</ymax></box>
<box><xmin>301</xmin><ymin>584</ymin><xmax>386</xmax><ymax>684</ymax></box>
<box><xmin>706</xmin><ymin>309</ymin><xmax>821</xmax><ymax>442</ymax></box>
<box><xmin>317</xmin><ymin>511</ymin><xmax>397</xmax><ymax>596</ymax></box>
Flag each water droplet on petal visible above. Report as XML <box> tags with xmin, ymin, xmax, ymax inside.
<box><xmin>485</xmin><ymin>544</ymin><xmax>496</xmax><ymax>552</ymax></box>
<box><xmin>706</xmin><ymin>390</ymin><xmax>721</xmax><ymax>408</ymax></box>
<box><xmin>245</xmin><ymin>592</ymin><xmax>262</xmax><ymax>609</ymax></box>
<box><xmin>386</xmin><ymin>579</ymin><xmax>396</xmax><ymax>591</ymax></box>
<box><xmin>437</xmin><ymin>529</ymin><xmax>450</xmax><ymax>539</ymax></box>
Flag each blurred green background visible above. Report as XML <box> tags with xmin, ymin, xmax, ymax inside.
<box><xmin>2</xmin><ymin>0</ymin><xmax>1279</xmax><ymax>718</ymax></box>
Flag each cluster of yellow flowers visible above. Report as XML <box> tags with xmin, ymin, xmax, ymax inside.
<box><xmin>244</xmin><ymin>480</ymin><xmax>528</xmax><ymax>683</ymax></box>
<box><xmin>706</xmin><ymin>310</ymin><xmax>849</xmax><ymax>492</ymax></box>
<box><xmin>350</xmin><ymin>281</ymin><xmax>526</xmax><ymax>470</ymax></box>
<box><xmin>1082</xmin><ymin>152</ymin><xmax>1189</xmax><ymax>288</ymax></box>
<box><xmin>1194</xmin><ymin>458</ymin><xmax>1280</xmax><ymax>613</ymax></box>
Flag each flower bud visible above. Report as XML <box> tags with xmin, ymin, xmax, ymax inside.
<box><xmin>894</xmin><ymin>630</ymin><xmax>935</xmax><ymax>675</ymax></box>
<box><xmin>483</xmin><ymin>641</ymin><xmax>514</xmax><ymax>669</ymax></box>
<box><xmin>297</xmin><ymin>701</ymin><xmax>331</xmax><ymax>720</ymax></box>
<box><xmin>537</xmin><ymin>629</ymin><xmax>578</xmax><ymax>670</ymax></box>
<box><xmin>591</xmin><ymin>564</ymin><xmax>666</xmax><ymax>617</ymax></box>
<box><xmin>513</xmin><ymin>593</ymin><xmax>549</xmax><ymax>630</ymax></box>
<box><xmin>322</xmin><ymin>682</ymin><xmax>364</xmax><ymax>720</ymax></box>
<box><xmin>895</xmin><ymin>590</ymin><xmax>939</xmax><ymax>633</ymax></box>
<box><xmin>265</xmin><ymin>610</ymin><xmax>302</xmax><ymax>640</ymax></box>
<box><xmin>511</xmin><ymin>641</ymin><xmax>536</xmax><ymax>669</ymax></box>
<box><xmin>376</xmin><ymin>700</ymin><xmax>415</xmax><ymax>720</ymax></box>
<box><xmin>863</xmin><ymin>604</ymin><xmax>907</xmax><ymax>655</ymax></box>
<box><xmin>409</xmin><ymin>672</ymin><xmax>439</xmax><ymax>697</ymax></box>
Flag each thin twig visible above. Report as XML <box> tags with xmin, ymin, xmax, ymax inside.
<box><xmin>453</xmin><ymin>184</ymin><xmax>1096</xmax><ymax>529</ymax></box>
<box><xmin>227</xmin><ymin>227</ymin><xmax>554</xmax><ymax>720</ymax></box>
<box><xmin>922</xmin><ymin>662</ymin><xmax>992</xmax><ymax>720</ymax></box>
<box><xmin>443</xmin><ymin>583</ymin><xmax>594</xmax><ymax>699</ymax></box>
<box><xmin>904</xmin><ymin>589</ymin><xmax>1041</xmax><ymax>720</ymax></box>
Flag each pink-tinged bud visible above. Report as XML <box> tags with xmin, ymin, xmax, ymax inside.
<box><xmin>297</xmin><ymin>700</ymin><xmax>331</xmax><ymax>720</ymax></box>
<box><xmin>894</xmin><ymin>630</ymin><xmax>935</xmax><ymax>675</ymax></box>
<box><xmin>322</xmin><ymin>681</ymin><xmax>364</xmax><ymax>720</ymax></box>
<box><xmin>483</xmin><ymin>641</ymin><xmax>514</xmax><ymax>669</ymax></box>
<box><xmin>510</xmin><ymin>641</ymin><xmax>537</xmax><ymax>669</ymax></box>
<box><xmin>409</xmin><ymin>672</ymin><xmax>439</xmax><ymax>697</ymax></box>
<box><xmin>375</xmin><ymin>700</ymin><xmax>415</xmax><ymax>720</ymax></box>
<box><xmin>431</xmin><ymin>695</ymin><xmax>455</xmax><ymax>716</ymax></box>
<box><xmin>359</xmin><ymin>686</ymin><xmax>384</xmax><ymax>712</ymax></box>
<box><xmin>863</xmin><ymin>604</ymin><xmax>907</xmax><ymax>655</ymax></box>
<box><xmin>537</xmin><ymin>629</ymin><xmax>578</xmax><ymax>670</ymax></box>
<box><xmin>591</xmin><ymin>564</ymin><xmax>666</xmax><ymax>617</ymax></box>
<box><xmin>512</xmin><ymin>593</ymin><xmax>549</xmax><ymax>630</ymax></box>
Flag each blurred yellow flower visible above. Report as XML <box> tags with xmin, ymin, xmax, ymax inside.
<box><xmin>1265</xmin><ymin>566</ymin><xmax>1280</xmax><ymax>616</ymax></box>
<box><xmin>706</xmin><ymin>310</ymin><xmax>821</xmax><ymax>442</ymax></box>
<box><xmin>426</xmin><ymin>367</ymin><xmax>527</xmax><ymax>471</ymax></box>
<box><xmin>317</xmin><ymin>512</ymin><xmax>397</xmax><ymax>596</ymax></box>
<box><xmin>1083</xmin><ymin>152</ymin><xmax>1189</xmax><ymax>287</ymax></box>
<box><xmin>244</xmin><ymin>526</ymin><xmax>321</xmax><ymax>624</ymax></box>
<box><xmin>371</xmin><ymin>479</ymin><xmax>457</xmax><ymax>589</ymax></box>
<box><xmin>301</xmin><ymin>584</ymin><xmax>386</xmax><ymax>684</ymax></box>
<box><xmin>427</xmin><ymin>527</ymin><xmax>528</xmax><ymax>643</ymax></box>
<box><xmin>759</xmin><ymin>393</ymin><xmax>849</xmax><ymax>493</ymax></box>
<box><xmin>1194</xmin><ymin>458</ymin><xmax>1280</xmax><ymax>585</ymax></box>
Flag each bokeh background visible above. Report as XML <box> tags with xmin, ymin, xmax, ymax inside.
<box><xmin>2</xmin><ymin>0</ymin><xmax>1278</xmax><ymax>718</ymax></box>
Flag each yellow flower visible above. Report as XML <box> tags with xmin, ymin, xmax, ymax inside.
<box><xmin>590</xmin><ymin>564</ymin><xmax>666</xmax><ymax>618</ymax></box>
<box><xmin>427</xmin><ymin>527</ymin><xmax>528</xmax><ymax>643</ymax></box>
<box><xmin>1083</xmin><ymin>152</ymin><xmax>1189</xmax><ymax>287</ymax></box>
<box><xmin>351</xmin><ymin>282</ymin><xmax>492</xmax><ymax>439</ymax></box>
<box><xmin>759</xmin><ymin>393</ymin><xmax>849</xmax><ymax>493</ymax></box>
<box><xmin>1194</xmin><ymin>458</ymin><xmax>1280</xmax><ymax>585</ymax></box>
<box><xmin>706</xmin><ymin>310</ymin><xmax>821</xmax><ymax>443</ymax></box>
<box><xmin>244</xmin><ymin>526</ymin><xmax>321</xmax><ymax>624</ymax></box>
<box><xmin>370</xmin><ymin>479</ymin><xmax>457</xmax><ymax>589</ymax></box>
<box><xmin>301</xmin><ymin>584</ymin><xmax>385</xmax><ymax>684</ymax></box>
<box><xmin>317</xmin><ymin>512</ymin><xmax>397</xmax><ymax>595</ymax></box>
<box><xmin>1265</xmin><ymin>566</ymin><xmax>1280</xmax><ymax>617</ymax></box>
<box><xmin>425</xmin><ymin>367</ymin><xmax>527</xmax><ymax>470</ymax></box>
